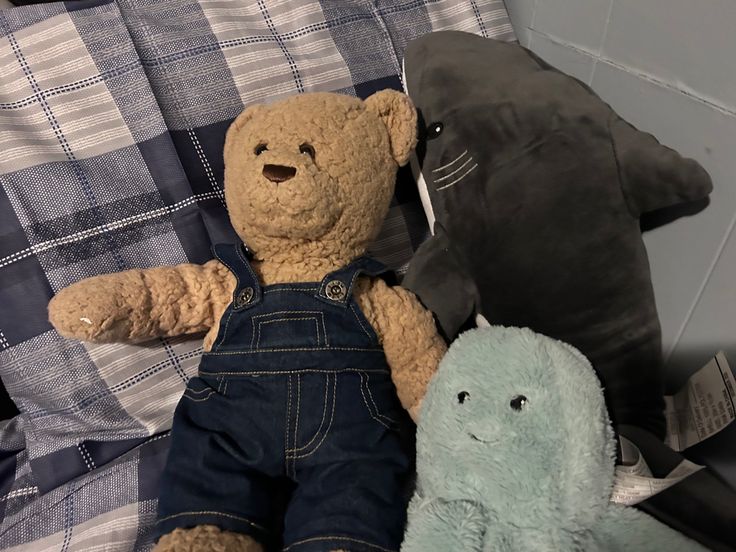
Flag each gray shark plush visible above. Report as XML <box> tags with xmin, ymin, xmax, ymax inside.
<box><xmin>401</xmin><ymin>31</ymin><xmax>712</xmax><ymax>438</ymax></box>
<box><xmin>402</xmin><ymin>327</ymin><xmax>706</xmax><ymax>552</ymax></box>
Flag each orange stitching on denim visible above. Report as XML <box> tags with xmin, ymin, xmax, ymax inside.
<box><xmin>364</xmin><ymin>372</ymin><xmax>398</xmax><ymax>425</ymax></box>
<box><xmin>186</xmin><ymin>386</ymin><xmax>211</xmax><ymax>395</ymax></box>
<box><xmin>156</xmin><ymin>510</ymin><xmax>265</xmax><ymax>531</ymax></box>
<box><xmin>212</xmin><ymin>253</ymin><xmax>239</xmax><ymax>351</ymax></box>
<box><xmin>213</xmin><ymin>250</ymin><xmax>241</xmax><ymax>295</ymax></box>
<box><xmin>320</xmin><ymin>314</ymin><xmax>329</xmax><ymax>347</ymax></box>
<box><xmin>215</xmin><ymin>308</ymin><xmax>235</xmax><ymax>351</ymax></box>
<box><xmin>206</xmin><ymin>346</ymin><xmax>381</xmax><ymax>355</ymax></box>
<box><xmin>289</xmin><ymin>374</ymin><xmax>336</xmax><ymax>460</ymax></box>
<box><xmin>249</xmin><ymin>311</ymin><xmax>323</xmax><ymax>349</ymax></box>
<box><xmin>347</xmin><ymin>268</ymin><xmax>365</xmax><ymax>299</ymax></box>
<box><xmin>358</xmin><ymin>373</ymin><xmax>392</xmax><ymax>430</ymax></box>
<box><xmin>283</xmin><ymin>535</ymin><xmax>394</xmax><ymax>552</ymax></box>
<box><xmin>263</xmin><ymin>287</ymin><xmax>318</xmax><ymax>293</ymax></box>
<box><xmin>350</xmin><ymin>303</ymin><xmax>374</xmax><ymax>340</ymax></box>
<box><xmin>183</xmin><ymin>390</ymin><xmax>216</xmax><ymax>402</ymax></box>
<box><xmin>256</xmin><ymin>317</ymin><xmax>320</xmax><ymax>348</ymax></box>
<box><xmin>292</xmin><ymin>374</ymin><xmax>301</xmax><ymax>477</ymax></box>
<box><xmin>285</xmin><ymin>374</ymin><xmax>292</xmax><ymax>474</ymax></box>
<box><xmin>199</xmin><ymin>368</ymin><xmax>389</xmax><ymax>377</ymax></box>
<box><xmin>259</xmin><ymin>318</ymin><xmax>316</xmax><ymax>346</ymax></box>
<box><xmin>286</xmin><ymin>374</ymin><xmax>329</xmax><ymax>453</ymax></box>
<box><xmin>235</xmin><ymin>244</ymin><xmax>260</xmax><ymax>294</ymax></box>
<box><xmin>251</xmin><ymin>310</ymin><xmax>322</xmax><ymax>318</ymax></box>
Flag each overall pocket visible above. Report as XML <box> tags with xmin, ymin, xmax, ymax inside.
<box><xmin>182</xmin><ymin>376</ymin><xmax>221</xmax><ymax>403</ymax></box>
<box><xmin>355</xmin><ymin>371</ymin><xmax>401</xmax><ymax>430</ymax></box>
<box><xmin>251</xmin><ymin>310</ymin><xmax>327</xmax><ymax>350</ymax></box>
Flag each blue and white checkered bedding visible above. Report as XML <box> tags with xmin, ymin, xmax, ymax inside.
<box><xmin>0</xmin><ymin>1</ymin><xmax>513</xmax><ymax>549</ymax></box>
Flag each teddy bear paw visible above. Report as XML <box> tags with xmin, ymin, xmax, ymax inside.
<box><xmin>153</xmin><ymin>525</ymin><xmax>263</xmax><ymax>552</ymax></box>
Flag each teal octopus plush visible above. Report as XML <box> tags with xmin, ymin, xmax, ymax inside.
<box><xmin>402</xmin><ymin>327</ymin><xmax>706</xmax><ymax>551</ymax></box>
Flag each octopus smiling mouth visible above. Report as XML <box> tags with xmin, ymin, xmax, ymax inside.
<box><xmin>469</xmin><ymin>433</ymin><xmax>497</xmax><ymax>445</ymax></box>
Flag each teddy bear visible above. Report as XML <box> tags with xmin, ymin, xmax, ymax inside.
<box><xmin>401</xmin><ymin>326</ymin><xmax>706</xmax><ymax>552</ymax></box>
<box><xmin>48</xmin><ymin>90</ymin><xmax>447</xmax><ymax>552</ymax></box>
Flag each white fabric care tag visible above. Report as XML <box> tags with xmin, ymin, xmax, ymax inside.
<box><xmin>610</xmin><ymin>436</ymin><xmax>703</xmax><ymax>506</ymax></box>
<box><xmin>664</xmin><ymin>351</ymin><xmax>735</xmax><ymax>452</ymax></box>
<box><xmin>609</xmin><ymin>353</ymin><xmax>733</xmax><ymax>505</ymax></box>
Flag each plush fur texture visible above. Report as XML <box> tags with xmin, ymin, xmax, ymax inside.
<box><xmin>48</xmin><ymin>91</ymin><xmax>446</xmax><ymax>550</ymax></box>
<box><xmin>155</xmin><ymin>526</ymin><xmax>263</xmax><ymax>552</ymax></box>
<box><xmin>402</xmin><ymin>31</ymin><xmax>713</xmax><ymax>439</ymax></box>
<box><xmin>402</xmin><ymin>327</ymin><xmax>707</xmax><ymax>552</ymax></box>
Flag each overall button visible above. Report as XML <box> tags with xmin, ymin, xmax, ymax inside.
<box><xmin>325</xmin><ymin>280</ymin><xmax>347</xmax><ymax>301</ymax></box>
<box><xmin>234</xmin><ymin>287</ymin><xmax>254</xmax><ymax>308</ymax></box>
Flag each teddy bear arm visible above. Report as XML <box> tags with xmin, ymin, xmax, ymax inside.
<box><xmin>48</xmin><ymin>259</ymin><xmax>235</xmax><ymax>343</ymax></box>
<box><xmin>143</xmin><ymin>259</ymin><xmax>236</xmax><ymax>339</ymax></box>
<box><xmin>354</xmin><ymin>278</ymin><xmax>447</xmax><ymax>420</ymax></box>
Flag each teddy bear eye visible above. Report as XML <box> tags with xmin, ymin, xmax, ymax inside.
<box><xmin>299</xmin><ymin>143</ymin><xmax>315</xmax><ymax>159</ymax></box>
<box><xmin>426</xmin><ymin>122</ymin><xmax>443</xmax><ymax>140</ymax></box>
<box><xmin>510</xmin><ymin>395</ymin><xmax>528</xmax><ymax>411</ymax></box>
<box><xmin>254</xmin><ymin>143</ymin><xmax>268</xmax><ymax>155</ymax></box>
<box><xmin>457</xmin><ymin>391</ymin><xmax>470</xmax><ymax>404</ymax></box>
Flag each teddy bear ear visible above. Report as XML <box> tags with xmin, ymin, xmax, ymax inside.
<box><xmin>224</xmin><ymin>103</ymin><xmax>265</xmax><ymax>160</ymax></box>
<box><xmin>364</xmin><ymin>89</ymin><xmax>418</xmax><ymax>166</ymax></box>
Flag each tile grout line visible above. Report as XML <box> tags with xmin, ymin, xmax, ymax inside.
<box><xmin>665</xmin><ymin>210</ymin><xmax>736</xmax><ymax>363</ymax></box>
<box><xmin>597</xmin><ymin>0</ymin><xmax>616</xmax><ymax>54</ymax></box>
<box><xmin>590</xmin><ymin>0</ymin><xmax>616</xmax><ymax>85</ymax></box>
<box><xmin>528</xmin><ymin>28</ymin><xmax>736</xmax><ymax>118</ymax></box>
<box><xmin>530</xmin><ymin>0</ymin><xmax>539</xmax><ymax>29</ymax></box>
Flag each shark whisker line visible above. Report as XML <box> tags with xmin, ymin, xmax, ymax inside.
<box><xmin>434</xmin><ymin>155</ymin><xmax>474</xmax><ymax>183</ymax></box>
<box><xmin>431</xmin><ymin>149</ymin><xmax>468</xmax><ymax>173</ymax></box>
<box><xmin>436</xmin><ymin>163</ymin><xmax>478</xmax><ymax>191</ymax></box>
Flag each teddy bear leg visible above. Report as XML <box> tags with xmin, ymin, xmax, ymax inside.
<box><xmin>153</xmin><ymin>525</ymin><xmax>263</xmax><ymax>552</ymax></box>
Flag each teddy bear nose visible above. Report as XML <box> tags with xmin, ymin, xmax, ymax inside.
<box><xmin>262</xmin><ymin>164</ymin><xmax>297</xmax><ymax>183</ymax></box>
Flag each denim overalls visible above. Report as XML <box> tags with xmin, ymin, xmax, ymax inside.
<box><xmin>155</xmin><ymin>243</ymin><xmax>411</xmax><ymax>552</ymax></box>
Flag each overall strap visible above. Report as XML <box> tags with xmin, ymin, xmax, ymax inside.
<box><xmin>316</xmin><ymin>256</ymin><xmax>392</xmax><ymax>308</ymax></box>
<box><xmin>212</xmin><ymin>243</ymin><xmax>262</xmax><ymax>310</ymax></box>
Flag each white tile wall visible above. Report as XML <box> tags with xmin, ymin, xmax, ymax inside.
<box><xmin>504</xmin><ymin>0</ymin><xmax>536</xmax><ymax>46</ymax></box>
<box><xmin>603</xmin><ymin>0</ymin><xmax>736</xmax><ymax>111</ymax></box>
<box><xmin>591</xmin><ymin>61</ymin><xmax>736</xmax><ymax>375</ymax></box>
<box><xmin>505</xmin><ymin>0</ymin><xmax>736</xmax><ymax>382</ymax></box>
<box><xmin>533</xmin><ymin>0</ymin><xmax>612</xmax><ymax>54</ymax></box>
<box><xmin>668</xmin><ymin>221</ymin><xmax>736</xmax><ymax>379</ymax></box>
<box><xmin>528</xmin><ymin>31</ymin><xmax>595</xmax><ymax>84</ymax></box>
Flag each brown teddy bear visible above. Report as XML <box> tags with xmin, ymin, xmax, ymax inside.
<box><xmin>48</xmin><ymin>91</ymin><xmax>446</xmax><ymax>552</ymax></box>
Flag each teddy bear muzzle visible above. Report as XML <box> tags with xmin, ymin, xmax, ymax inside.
<box><xmin>262</xmin><ymin>163</ymin><xmax>297</xmax><ymax>183</ymax></box>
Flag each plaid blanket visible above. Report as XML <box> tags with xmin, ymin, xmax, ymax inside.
<box><xmin>0</xmin><ymin>0</ymin><xmax>513</xmax><ymax>549</ymax></box>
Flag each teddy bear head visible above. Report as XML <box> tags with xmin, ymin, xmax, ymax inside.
<box><xmin>416</xmin><ymin>326</ymin><xmax>616</xmax><ymax>528</ymax></box>
<box><xmin>223</xmin><ymin>91</ymin><xmax>417</xmax><ymax>265</ymax></box>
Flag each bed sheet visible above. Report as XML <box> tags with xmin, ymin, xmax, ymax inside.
<box><xmin>0</xmin><ymin>1</ymin><xmax>514</xmax><ymax>549</ymax></box>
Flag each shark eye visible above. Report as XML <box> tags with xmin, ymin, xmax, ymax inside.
<box><xmin>510</xmin><ymin>395</ymin><xmax>528</xmax><ymax>411</ymax></box>
<box><xmin>457</xmin><ymin>391</ymin><xmax>470</xmax><ymax>404</ymax></box>
<box><xmin>426</xmin><ymin>122</ymin><xmax>443</xmax><ymax>140</ymax></box>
